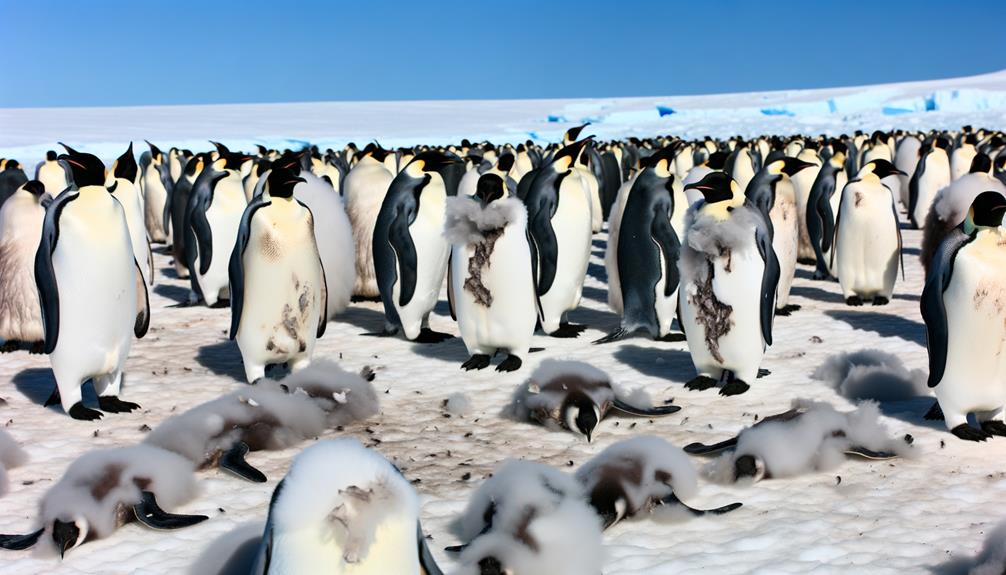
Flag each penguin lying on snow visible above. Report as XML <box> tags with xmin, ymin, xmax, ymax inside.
<box><xmin>689</xmin><ymin>399</ymin><xmax>915</xmax><ymax>483</ymax></box>
<box><xmin>576</xmin><ymin>436</ymin><xmax>742</xmax><ymax>528</ymax></box>
<box><xmin>0</xmin><ymin>180</ymin><xmax>46</xmax><ymax>353</ymax></box>
<box><xmin>0</xmin><ymin>445</ymin><xmax>207</xmax><ymax>557</ymax></box>
<box><xmin>507</xmin><ymin>360</ymin><xmax>680</xmax><ymax>442</ymax></box>
<box><xmin>447</xmin><ymin>460</ymin><xmax>604</xmax><ymax>575</ymax></box>
<box><xmin>922</xmin><ymin>191</ymin><xmax>1006</xmax><ymax>442</ymax></box>
<box><xmin>144</xmin><ymin>359</ymin><xmax>378</xmax><ymax>482</ymax></box>
<box><xmin>0</xmin><ymin>429</ymin><xmax>28</xmax><ymax>498</ymax></box>
<box><xmin>198</xmin><ymin>439</ymin><xmax>443</xmax><ymax>574</ymax></box>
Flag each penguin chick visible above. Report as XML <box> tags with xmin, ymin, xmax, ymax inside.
<box><xmin>575</xmin><ymin>436</ymin><xmax>741</xmax><ymax>529</ymax></box>
<box><xmin>0</xmin><ymin>445</ymin><xmax>206</xmax><ymax>557</ymax></box>
<box><xmin>0</xmin><ymin>429</ymin><xmax>28</xmax><ymax>497</ymax></box>
<box><xmin>0</xmin><ymin>180</ymin><xmax>46</xmax><ymax>352</ymax></box>
<box><xmin>812</xmin><ymin>349</ymin><xmax>929</xmax><ymax>403</ymax></box>
<box><xmin>228</xmin><ymin>439</ymin><xmax>443</xmax><ymax>574</ymax></box>
<box><xmin>507</xmin><ymin>360</ymin><xmax>680</xmax><ymax>442</ymax></box>
<box><xmin>448</xmin><ymin>460</ymin><xmax>603</xmax><ymax>575</ymax></box>
<box><xmin>958</xmin><ymin>519</ymin><xmax>1006</xmax><ymax>575</ymax></box>
<box><xmin>274</xmin><ymin>358</ymin><xmax>380</xmax><ymax>427</ymax></box>
<box><xmin>693</xmin><ymin>399</ymin><xmax>915</xmax><ymax>484</ymax></box>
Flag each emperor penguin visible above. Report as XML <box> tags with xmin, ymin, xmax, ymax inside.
<box><xmin>805</xmin><ymin>142</ymin><xmax>849</xmax><ymax>280</ymax></box>
<box><xmin>343</xmin><ymin>145</ymin><xmax>396</xmax><ymax>299</ymax></box>
<box><xmin>572</xmin><ymin>145</ymin><xmax>603</xmax><ymax>233</ymax></box>
<box><xmin>170</xmin><ymin>152</ymin><xmax>208</xmax><ymax>278</ymax></box>
<box><xmin>229</xmin><ymin>166</ymin><xmax>327</xmax><ymax>383</ymax></box>
<box><xmin>596</xmin><ymin>147</ymin><xmax>685</xmax><ymax>344</ymax></box>
<box><xmin>372</xmin><ymin>151</ymin><xmax>463</xmax><ymax>343</ymax></box>
<box><xmin>33</xmin><ymin>151</ymin><xmax>71</xmax><ymax>196</ymax></box>
<box><xmin>139</xmin><ymin>141</ymin><xmax>172</xmax><ymax>243</ymax></box>
<box><xmin>790</xmin><ymin>144</ymin><xmax>823</xmax><ymax>263</ymax></box>
<box><xmin>833</xmin><ymin>159</ymin><xmax>905</xmax><ymax>306</ymax></box>
<box><xmin>893</xmin><ymin>133</ymin><xmax>921</xmax><ymax>207</ymax></box>
<box><xmin>445</xmin><ymin>174</ymin><xmax>537</xmax><ymax>372</ymax></box>
<box><xmin>108</xmin><ymin>143</ymin><xmax>154</xmax><ymax>286</ymax></box>
<box><xmin>0</xmin><ymin>160</ymin><xmax>28</xmax><ymax>207</ymax></box>
<box><xmin>920</xmin><ymin>154</ymin><xmax>1006</xmax><ymax>277</ymax></box>
<box><xmin>34</xmin><ymin>145</ymin><xmax>150</xmax><ymax>419</ymax></box>
<box><xmin>0</xmin><ymin>180</ymin><xmax>46</xmax><ymax>353</ymax></box>
<box><xmin>745</xmin><ymin>156</ymin><xmax>816</xmax><ymax>315</ymax></box>
<box><xmin>215</xmin><ymin>439</ymin><xmax>443</xmax><ymax>574</ymax></box>
<box><xmin>185</xmin><ymin>143</ymin><xmax>250</xmax><ymax>306</ymax></box>
<box><xmin>909</xmin><ymin>137</ymin><xmax>951</xmax><ymax>228</ymax></box>
<box><xmin>524</xmin><ymin>138</ymin><xmax>594</xmax><ymax>337</ymax></box>
<box><xmin>922</xmin><ymin>192</ymin><xmax>1006</xmax><ymax>442</ymax></box>
<box><xmin>678</xmin><ymin>172</ymin><xmax>779</xmax><ymax>396</ymax></box>
<box><xmin>950</xmin><ymin>134</ymin><xmax>978</xmax><ymax>181</ymax></box>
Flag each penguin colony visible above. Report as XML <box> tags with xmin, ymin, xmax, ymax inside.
<box><xmin>0</xmin><ymin>124</ymin><xmax>1005</xmax><ymax>573</ymax></box>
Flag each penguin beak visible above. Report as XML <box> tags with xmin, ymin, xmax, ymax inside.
<box><xmin>51</xmin><ymin>521</ymin><xmax>80</xmax><ymax>559</ymax></box>
<box><xmin>780</xmin><ymin>158</ymin><xmax>815</xmax><ymax>177</ymax></box>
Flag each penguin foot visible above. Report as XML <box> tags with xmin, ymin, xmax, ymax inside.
<box><xmin>220</xmin><ymin>442</ymin><xmax>267</xmax><ymax>482</ymax></box>
<box><xmin>685</xmin><ymin>376</ymin><xmax>717</xmax><ymax>391</ymax></box>
<box><xmin>950</xmin><ymin>424</ymin><xmax>991</xmax><ymax>442</ymax></box>
<box><xmin>593</xmin><ymin>328</ymin><xmax>627</xmax><ymax>344</ymax></box>
<box><xmin>528</xmin><ymin>347</ymin><xmax>545</xmax><ymax>353</ymax></box>
<box><xmin>208</xmin><ymin>299</ymin><xmax>230</xmax><ymax>309</ymax></box>
<box><xmin>797</xmin><ymin>257</ymin><xmax>817</xmax><ymax>266</ymax></box>
<box><xmin>415</xmin><ymin>328</ymin><xmax>454</xmax><ymax>344</ymax></box>
<box><xmin>29</xmin><ymin>342</ymin><xmax>45</xmax><ymax>355</ymax></box>
<box><xmin>923</xmin><ymin>401</ymin><xmax>944</xmax><ymax>421</ymax></box>
<box><xmin>496</xmin><ymin>355</ymin><xmax>523</xmax><ymax>372</ymax></box>
<box><xmin>719</xmin><ymin>379</ymin><xmax>750</xmax><ymax>396</ymax></box>
<box><xmin>551</xmin><ymin>323</ymin><xmax>587</xmax><ymax>338</ymax></box>
<box><xmin>0</xmin><ymin>341</ymin><xmax>18</xmax><ymax>353</ymax></box>
<box><xmin>811</xmin><ymin>269</ymin><xmax>836</xmax><ymax>282</ymax></box>
<box><xmin>68</xmin><ymin>402</ymin><xmax>103</xmax><ymax>421</ymax></box>
<box><xmin>872</xmin><ymin>296</ymin><xmax>889</xmax><ymax>306</ymax></box>
<box><xmin>44</xmin><ymin>387</ymin><xmax>62</xmax><ymax>407</ymax></box>
<box><xmin>775</xmin><ymin>304</ymin><xmax>801</xmax><ymax>316</ymax></box>
<box><xmin>97</xmin><ymin>396</ymin><xmax>141</xmax><ymax>413</ymax></box>
<box><xmin>757</xmin><ymin>369</ymin><xmax>771</xmax><ymax>378</ymax></box>
<box><xmin>845</xmin><ymin>296</ymin><xmax>864</xmax><ymax>306</ymax></box>
<box><xmin>656</xmin><ymin>332</ymin><xmax>687</xmax><ymax>343</ymax></box>
<box><xmin>461</xmin><ymin>354</ymin><xmax>491</xmax><ymax>371</ymax></box>
<box><xmin>980</xmin><ymin>421</ymin><xmax>1006</xmax><ymax>437</ymax></box>
<box><xmin>350</xmin><ymin>295</ymin><xmax>382</xmax><ymax>303</ymax></box>
<box><xmin>132</xmin><ymin>491</ymin><xmax>208</xmax><ymax>530</ymax></box>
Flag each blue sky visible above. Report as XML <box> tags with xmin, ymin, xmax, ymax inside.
<box><xmin>2</xmin><ymin>0</ymin><xmax>1004</xmax><ymax>108</ymax></box>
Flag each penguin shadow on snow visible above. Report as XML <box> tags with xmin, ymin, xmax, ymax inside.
<box><xmin>824</xmin><ymin>309</ymin><xmax>926</xmax><ymax>346</ymax></box>
<box><xmin>12</xmin><ymin>368</ymin><xmax>96</xmax><ymax>411</ymax></box>
<box><xmin>153</xmin><ymin>284</ymin><xmax>191</xmax><ymax>306</ymax></box>
<box><xmin>567</xmin><ymin>304</ymin><xmax>618</xmax><ymax>334</ymax></box>
<box><xmin>614</xmin><ymin>345</ymin><xmax>695</xmax><ymax>384</ymax></box>
<box><xmin>580</xmin><ymin>285</ymin><xmax>608</xmax><ymax>304</ymax></box>
<box><xmin>160</xmin><ymin>266</ymin><xmax>180</xmax><ymax>280</ymax></box>
<box><xmin>586</xmin><ymin>262</ymin><xmax>608</xmax><ymax>283</ymax></box>
<box><xmin>789</xmin><ymin>284</ymin><xmax>845</xmax><ymax>305</ymax></box>
<box><xmin>338</xmin><ymin>305</ymin><xmax>387</xmax><ymax>334</ymax></box>
<box><xmin>195</xmin><ymin>340</ymin><xmax>250</xmax><ymax>381</ymax></box>
<box><xmin>409</xmin><ymin>336</ymin><xmax>470</xmax><ymax>364</ymax></box>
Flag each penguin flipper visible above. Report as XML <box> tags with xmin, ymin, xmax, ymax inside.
<box><xmin>650</xmin><ymin>203</ymin><xmax>681</xmax><ymax>297</ymax></box>
<box><xmin>844</xmin><ymin>446</ymin><xmax>899</xmax><ymax>460</ymax></box>
<box><xmin>132</xmin><ymin>491</ymin><xmax>208</xmax><ymax>530</ymax></box>
<box><xmin>658</xmin><ymin>492</ymin><xmax>743</xmax><ymax>517</ymax></box>
<box><xmin>830</xmin><ymin>190</ymin><xmax>843</xmax><ymax>270</ymax></box>
<box><xmin>754</xmin><ymin>218</ymin><xmax>780</xmax><ymax>346</ymax></box>
<box><xmin>528</xmin><ymin>202</ymin><xmax>558</xmax><ymax>296</ymax></box>
<box><xmin>190</xmin><ymin>191</ymin><xmax>214</xmax><ymax>276</ymax></box>
<box><xmin>446</xmin><ymin>251</ymin><xmax>456</xmax><ymax>321</ymax></box>
<box><xmin>388</xmin><ymin>207</ymin><xmax>419</xmax><ymax>307</ymax></box>
<box><xmin>34</xmin><ymin>189</ymin><xmax>79</xmax><ymax>353</ymax></box>
<box><xmin>921</xmin><ymin>227</ymin><xmax>973</xmax><ymax>388</ymax></box>
<box><xmin>0</xmin><ymin>528</ymin><xmax>44</xmax><ymax>551</ymax></box>
<box><xmin>417</xmin><ymin>522</ymin><xmax>444</xmax><ymax>575</ymax></box>
<box><xmin>890</xmin><ymin>200</ymin><xmax>905</xmax><ymax>281</ymax></box>
<box><xmin>683</xmin><ymin>437</ymin><xmax>739</xmax><ymax>456</ymax></box>
<box><xmin>610</xmin><ymin>397</ymin><xmax>681</xmax><ymax>417</ymax></box>
<box><xmin>220</xmin><ymin>441</ymin><xmax>267</xmax><ymax>483</ymax></box>
<box><xmin>133</xmin><ymin>258</ymin><xmax>150</xmax><ymax>338</ymax></box>
<box><xmin>317</xmin><ymin>256</ymin><xmax>328</xmax><ymax>338</ymax></box>
<box><xmin>229</xmin><ymin>198</ymin><xmax>271</xmax><ymax>339</ymax></box>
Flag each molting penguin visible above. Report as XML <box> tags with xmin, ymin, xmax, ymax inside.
<box><xmin>445</xmin><ymin>173</ymin><xmax>537</xmax><ymax>372</ymax></box>
<box><xmin>33</xmin><ymin>151</ymin><xmax>71</xmax><ymax>196</ymax></box>
<box><xmin>185</xmin><ymin>143</ymin><xmax>250</xmax><ymax>306</ymax></box>
<box><xmin>524</xmin><ymin>138</ymin><xmax>594</xmax><ymax>338</ymax></box>
<box><xmin>790</xmin><ymin>145</ymin><xmax>823</xmax><ymax>263</ymax></box>
<box><xmin>596</xmin><ymin>146</ymin><xmax>685</xmax><ymax>343</ymax></box>
<box><xmin>922</xmin><ymin>192</ymin><xmax>1006</xmax><ymax>442</ymax></box>
<box><xmin>909</xmin><ymin>137</ymin><xmax>951</xmax><ymax>228</ymax></box>
<box><xmin>745</xmin><ymin>156</ymin><xmax>815</xmax><ymax>315</ymax></box>
<box><xmin>229</xmin><ymin>166</ymin><xmax>327</xmax><ymax>383</ymax></box>
<box><xmin>139</xmin><ymin>141</ymin><xmax>172</xmax><ymax>243</ymax></box>
<box><xmin>678</xmin><ymin>172</ymin><xmax>779</xmax><ymax>396</ymax></box>
<box><xmin>108</xmin><ymin>143</ymin><xmax>154</xmax><ymax>286</ymax></box>
<box><xmin>805</xmin><ymin>142</ymin><xmax>849</xmax><ymax>280</ymax></box>
<box><xmin>372</xmin><ymin>150</ymin><xmax>462</xmax><ymax>342</ymax></box>
<box><xmin>216</xmin><ymin>439</ymin><xmax>444</xmax><ymax>575</ymax></box>
<box><xmin>343</xmin><ymin>145</ymin><xmax>395</xmax><ymax>299</ymax></box>
<box><xmin>833</xmin><ymin>159</ymin><xmax>905</xmax><ymax>306</ymax></box>
<box><xmin>0</xmin><ymin>180</ymin><xmax>46</xmax><ymax>353</ymax></box>
<box><xmin>34</xmin><ymin>145</ymin><xmax>150</xmax><ymax>420</ymax></box>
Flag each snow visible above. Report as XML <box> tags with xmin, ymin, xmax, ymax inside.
<box><xmin>2</xmin><ymin>70</ymin><xmax>1006</xmax><ymax>574</ymax></box>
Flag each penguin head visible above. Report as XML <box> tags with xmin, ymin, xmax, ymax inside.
<box><xmin>494</xmin><ymin>153</ymin><xmax>515</xmax><ymax>175</ymax></box>
<box><xmin>768</xmin><ymin>157</ymin><xmax>814</xmax><ymax>179</ymax></box>
<box><xmin>265</xmin><ymin>167</ymin><xmax>305</xmax><ymax>199</ymax></box>
<box><xmin>46</xmin><ymin>150</ymin><xmax>57</xmax><ymax>162</ymax></box>
<box><xmin>861</xmin><ymin>159</ymin><xmax>905</xmax><ymax>181</ymax></box>
<box><xmin>112</xmin><ymin>142</ymin><xmax>138</xmax><ymax>182</ymax></box>
<box><xmin>561</xmin><ymin>393</ymin><xmax>599</xmax><ymax>442</ymax></box>
<box><xmin>145</xmin><ymin>141</ymin><xmax>164</xmax><ymax>163</ymax></box>
<box><xmin>20</xmin><ymin>180</ymin><xmax>45</xmax><ymax>197</ymax></box>
<box><xmin>733</xmin><ymin>454</ymin><xmax>766</xmax><ymax>483</ymax></box>
<box><xmin>685</xmin><ymin>171</ymin><xmax>738</xmax><ymax>205</ymax></box>
<box><xmin>641</xmin><ymin>143</ymin><xmax>681</xmax><ymax>176</ymax></box>
<box><xmin>968</xmin><ymin>191</ymin><xmax>1006</xmax><ymax>229</ymax></box>
<box><xmin>705</xmin><ymin>151</ymin><xmax>728</xmax><ymax>171</ymax></box>
<box><xmin>474</xmin><ymin>174</ymin><xmax>506</xmax><ymax>206</ymax></box>
<box><xmin>969</xmin><ymin>153</ymin><xmax>992</xmax><ymax>176</ymax></box>
<box><xmin>58</xmin><ymin>143</ymin><xmax>106</xmax><ymax>187</ymax></box>
<box><xmin>51</xmin><ymin>517</ymin><xmax>87</xmax><ymax>558</ymax></box>
<box><xmin>210</xmin><ymin>141</ymin><xmax>250</xmax><ymax>171</ymax></box>
<box><xmin>550</xmin><ymin>137</ymin><xmax>593</xmax><ymax>173</ymax></box>
<box><xmin>587</xmin><ymin>483</ymin><xmax>628</xmax><ymax>529</ymax></box>
<box><xmin>829</xmin><ymin>141</ymin><xmax>848</xmax><ymax>167</ymax></box>
<box><xmin>562</xmin><ymin>123</ymin><xmax>591</xmax><ymax>146</ymax></box>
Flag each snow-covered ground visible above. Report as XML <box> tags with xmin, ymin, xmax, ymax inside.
<box><xmin>2</xmin><ymin>71</ymin><xmax>1006</xmax><ymax>574</ymax></box>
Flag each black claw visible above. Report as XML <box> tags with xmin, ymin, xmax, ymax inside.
<box><xmin>685</xmin><ymin>376</ymin><xmax>717</xmax><ymax>391</ymax></box>
<box><xmin>845</xmin><ymin>296</ymin><xmax>863</xmax><ymax>307</ymax></box>
<box><xmin>132</xmin><ymin>491</ymin><xmax>208</xmax><ymax>530</ymax></box>
<box><xmin>414</xmin><ymin>328</ymin><xmax>453</xmax><ymax>344</ymax></box>
<box><xmin>757</xmin><ymin>368</ymin><xmax>771</xmax><ymax>378</ymax></box>
<box><xmin>97</xmin><ymin>396</ymin><xmax>141</xmax><ymax>413</ymax></box>
<box><xmin>872</xmin><ymin>296</ymin><xmax>889</xmax><ymax>306</ymax></box>
<box><xmin>656</xmin><ymin>332</ymin><xmax>687</xmax><ymax>343</ymax></box>
<box><xmin>593</xmin><ymin>328</ymin><xmax>627</xmax><ymax>344</ymax></box>
<box><xmin>775</xmin><ymin>304</ymin><xmax>801</xmax><ymax>316</ymax></box>
<box><xmin>980</xmin><ymin>421</ymin><xmax>1006</xmax><ymax>437</ymax></box>
<box><xmin>461</xmin><ymin>354</ymin><xmax>491</xmax><ymax>371</ymax></box>
<box><xmin>44</xmin><ymin>387</ymin><xmax>62</xmax><ymax>407</ymax></box>
<box><xmin>950</xmin><ymin>424</ymin><xmax>991</xmax><ymax>442</ymax></box>
<box><xmin>220</xmin><ymin>441</ymin><xmax>267</xmax><ymax>482</ymax></box>
<box><xmin>496</xmin><ymin>355</ymin><xmax>522</xmax><ymax>372</ymax></box>
<box><xmin>719</xmin><ymin>379</ymin><xmax>750</xmax><ymax>396</ymax></box>
<box><xmin>550</xmin><ymin>322</ymin><xmax>587</xmax><ymax>338</ymax></box>
<box><xmin>68</xmin><ymin>402</ymin><xmax>102</xmax><ymax>421</ymax></box>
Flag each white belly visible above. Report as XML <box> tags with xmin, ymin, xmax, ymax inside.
<box><xmin>112</xmin><ymin>180</ymin><xmax>152</xmax><ymax>286</ymax></box>
<box><xmin>792</xmin><ymin>165</ymin><xmax>821</xmax><ymax>261</ymax></box>
<box><xmin>394</xmin><ymin>190</ymin><xmax>448</xmax><ymax>340</ymax></box>
<box><xmin>269</xmin><ymin>521</ymin><xmax>420</xmax><ymax>575</ymax></box>
<box><xmin>539</xmin><ymin>182</ymin><xmax>592</xmax><ymax>332</ymax></box>
<box><xmin>836</xmin><ymin>186</ymin><xmax>899</xmax><ymax>299</ymax></box>
<box><xmin>0</xmin><ymin>194</ymin><xmax>45</xmax><ymax>342</ymax></box>
<box><xmin>345</xmin><ymin>166</ymin><xmax>393</xmax><ymax>296</ymax></box>
<box><xmin>294</xmin><ymin>173</ymin><xmax>355</xmax><ymax>317</ymax></box>
<box><xmin>196</xmin><ymin>183</ymin><xmax>245</xmax><ymax>305</ymax></box>
<box><xmin>913</xmin><ymin>159</ymin><xmax>950</xmax><ymax>227</ymax></box>
<box><xmin>142</xmin><ymin>167</ymin><xmax>168</xmax><ymax>241</ymax></box>
<box><xmin>771</xmin><ymin>197</ymin><xmax>799</xmax><ymax>308</ymax></box>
